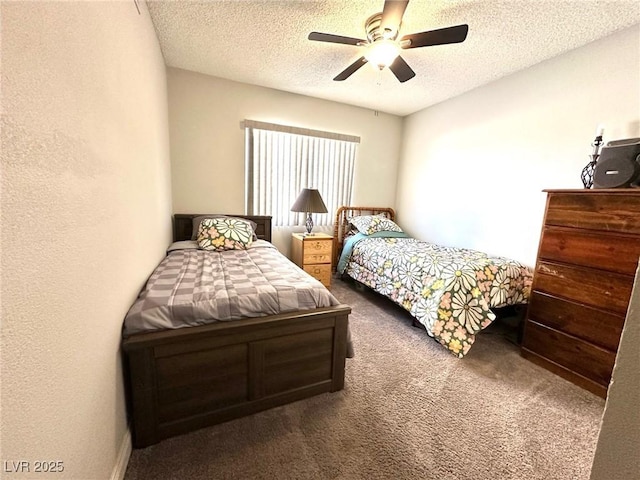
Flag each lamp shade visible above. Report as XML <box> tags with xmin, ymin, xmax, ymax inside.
<box><xmin>290</xmin><ymin>188</ymin><xmax>328</xmax><ymax>214</ymax></box>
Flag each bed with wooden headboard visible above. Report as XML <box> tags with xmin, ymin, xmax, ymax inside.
<box><xmin>122</xmin><ymin>214</ymin><xmax>351</xmax><ymax>448</ymax></box>
<box><xmin>334</xmin><ymin>206</ymin><xmax>532</xmax><ymax>358</ymax></box>
<box><xmin>333</xmin><ymin>206</ymin><xmax>396</xmax><ymax>271</ymax></box>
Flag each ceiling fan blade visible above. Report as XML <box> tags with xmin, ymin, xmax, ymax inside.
<box><xmin>380</xmin><ymin>0</ymin><xmax>409</xmax><ymax>35</ymax></box>
<box><xmin>309</xmin><ymin>32</ymin><xmax>365</xmax><ymax>46</ymax></box>
<box><xmin>401</xmin><ymin>24</ymin><xmax>469</xmax><ymax>49</ymax></box>
<box><xmin>388</xmin><ymin>55</ymin><xmax>415</xmax><ymax>83</ymax></box>
<box><xmin>333</xmin><ymin>57</ymin><xmax>368</xmax><ymax>81</ymax></box>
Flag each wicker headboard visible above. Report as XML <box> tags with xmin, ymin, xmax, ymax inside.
<box><xmin>332</xmin><ymin>206</ymin><xmax>395</xmax><ymax>270</ymax></box>
<box><xmin>173</xmin><ymin>214</ymin><xmax>273</xmax><ymax>243</ymax></box>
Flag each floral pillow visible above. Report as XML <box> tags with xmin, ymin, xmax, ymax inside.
<box><xmin>349</xmin><ymin>214</ymin><xmax>403</xmax><ymax>235</ymax></box>
<box><xmin>197</xmin><ymin>217</ymin><xmax>254</xmax><ymax>251</ymax></box>
<box><xmin>191</xmin><ymin>215</ymin><xmax>258</xmax><ymax>241</ymax></box>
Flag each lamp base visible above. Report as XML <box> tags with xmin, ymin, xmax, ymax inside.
<box><xmin>305</xmin><ymin>212</ymin><xmax>314</xmax><ymax>234</ymax></box>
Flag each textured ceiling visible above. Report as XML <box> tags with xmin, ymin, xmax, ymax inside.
<box><xmin>147</xmin><ymin>0</ymin><xmax>640</xmax><ymax>116</ymax></box>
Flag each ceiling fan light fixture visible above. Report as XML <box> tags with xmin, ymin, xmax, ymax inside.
<box><xmin>308</xmin><ymin>0</ymin><xmax>469</xmax><ymax>82</ymax></box>
<box><xmin>364</xmin><ymin>40</ymin><xmax>400</xmax><ymax>69</ymax></box>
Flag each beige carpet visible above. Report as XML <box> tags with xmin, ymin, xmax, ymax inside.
<box><xmin>124</xmin><ymin>279</ymin><xmax>604</xmax><ymax>480</ymax></box>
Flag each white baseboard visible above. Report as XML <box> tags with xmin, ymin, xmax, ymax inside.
<box><xmin>111</xmin><ymin>428</ymin><xmax>132</xmax><ymax>480</ymax></box>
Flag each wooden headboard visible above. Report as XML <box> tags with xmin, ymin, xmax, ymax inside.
<box><xmin>332</xmin><ymin>206</ymin><xmax>395</xmax><ymax>270</ymax></box>
<box><xmin>173</xmin><ymin>214</ymin><xmax>273</xmax><ymax>243</ymax></box>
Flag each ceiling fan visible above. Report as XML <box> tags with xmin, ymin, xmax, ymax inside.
<box><xmin>308</xmin><ymin>0</ymin><xmax>469</xmax><ymax>83</ymax></box>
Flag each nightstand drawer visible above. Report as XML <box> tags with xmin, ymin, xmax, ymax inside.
<box><xmin>305</xmin><ymin>239</ymin><xmax>332</xmax><ymax>255</ymax></box>
<box><xmin>304</xmin><ymin>264</ymin><xmax>331</xmax><ymax>287</ymax></box>
<box><xmin>303</xmin><ymin>253</ymin><xmax>331</xmax><ymax>264</ymax></box>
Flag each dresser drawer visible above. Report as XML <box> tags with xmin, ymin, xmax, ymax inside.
<box><xmin>527</xmin><ymin>291</ymin><xmax>624</xmax><ymax>351</ymax></box>
<box><xmin>545</xmin><ymin>192</ymin><xmax>640</xmax><ymax>234</ymax></box>
<box><xmin>534</xmin><ymin>261</ymin><xmax>632</xmax><ymax>315</ymax></box>
<box><xmin>539</xmin><ymin>226</ymin><xmax>640</xmax><ymax>276</ymax></box>
<box><xmin>522</xmin><ymin>320</ymin><xmax>616</xmax><ymax>388</ymax></box>
<box><xmin>304</xmin><ymin>264</ymin><xmax>331</xmax><ymax>287</ymax></box>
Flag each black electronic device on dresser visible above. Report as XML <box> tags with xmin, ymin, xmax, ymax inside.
<box><xmin>521</xmin><ymin>189</ymin><xmax>640</xmax><ymax>398</ymax></box>
<box><xmin>593</xmin><ymin>138</ymin><xmax>640</xmax><ymax>188</ymax></box>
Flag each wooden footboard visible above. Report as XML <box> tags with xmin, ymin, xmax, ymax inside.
<box><xmin>123</xmin><ymin>305</ymin><xmax>350</xmax><ymax>448</ymax></box>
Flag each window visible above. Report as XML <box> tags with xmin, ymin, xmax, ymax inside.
<box><xmin>244</xmin><ymin>120</ymin><xmax>358</xmax><ymax>228</ymax></box>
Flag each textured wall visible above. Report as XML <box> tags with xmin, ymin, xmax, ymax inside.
<box><xmin>590</xmin><ymin>263</ymin><xmax>640</xmax><ymax>480</ymax></box>
<box><xmin>397</xmin><ymin>25</ymin><xmax>640</xmax><ymax>267</ymax></box>
<box><xmin>1</xmin><ymin>2</ymin><xmax>172</xmax><ymax>479</ymax></box>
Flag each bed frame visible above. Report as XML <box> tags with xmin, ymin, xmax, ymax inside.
<box><xmin>123</xmin><ymin>214</ymin><xmax>351</xmax><ymax>448</ymax></box>
<box><xmin>333</xmin><ymin>206</ymin><xmax>395</xmax><ymax>271</ymax></box>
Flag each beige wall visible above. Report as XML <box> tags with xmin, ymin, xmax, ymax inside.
<box><xmin>590</xmin><ymin>263</ymin><xmax>640</xmax><ymax>480</ymax></box>
<box><xmin>1</xmin><ymin>2</ymin><xmax>172</xmax><ymax>479</ymax></box>
<box><xmin>397</xmin><ymin>25</ymin><xmax>640</xmax><ymax>267</ymax></box>
<box><xmin>167</xmin><ymin>68</ymin><xmax>403</xmax><ymax>252</ymax></box>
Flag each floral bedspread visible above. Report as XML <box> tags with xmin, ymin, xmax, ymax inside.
<box><xmin>342</xmin><ymin>237</ymin><xmax>533</xmax><ymax>357</ymax></box>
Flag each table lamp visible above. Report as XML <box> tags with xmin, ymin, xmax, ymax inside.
<box><xmin>290</xmin><ymin>188</ymin><xmax>328</xmax><ymax>235</ymax></box>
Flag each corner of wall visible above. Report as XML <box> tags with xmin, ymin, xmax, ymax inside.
<box><xmin>111</xmin><ymin>428</ymin><xmax>132</xmax><ymax>480</ymax></box>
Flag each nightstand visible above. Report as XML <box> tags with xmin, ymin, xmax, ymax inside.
<box><xmin>291</xmin><ymin>232</ymin><xmax>333</xmax><ymax>288</ymax></box>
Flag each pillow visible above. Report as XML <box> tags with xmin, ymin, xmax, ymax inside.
<box><xmin>197</xmin><ymin>217</ymin><xmax>254</xmax><ymax>251</ymax></box>
<box><xmin>191</xmin><ymin>215</ymin><xmax>258</xmax><ymax>241</ymax></box>
<box><xmin>349</xmin><ymin>214</ymin><xmax>403</xmax><ymax>235</ymax></box>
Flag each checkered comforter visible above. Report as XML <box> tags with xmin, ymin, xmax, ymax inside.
<box><xmin>123</xmin><ymin>241</ymin><xmax>340</xmax><ymax>336</ymax></box>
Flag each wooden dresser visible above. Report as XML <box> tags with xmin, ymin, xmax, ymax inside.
<box><xmin>521</xmin><ymin>189</ymin><xmax>640</xmax><ymax>398</ymax></box>
<box><xmin>291</xmin><ymin>232</ymin><xmax>333</xmax><ymax>288</ymax></box>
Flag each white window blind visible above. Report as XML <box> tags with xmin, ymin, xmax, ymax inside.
<box><xmin>244</xmin><ymin>121</ymin><xmax>358</xmax><ymax>227</ymax></box>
